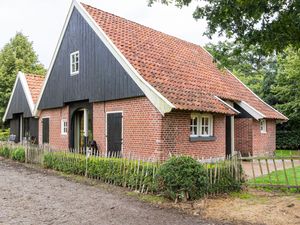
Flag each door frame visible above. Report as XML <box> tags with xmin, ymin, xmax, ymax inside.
<box><xmin>19</xmin><ymin>114</ymin><xmax>23</xmax><ymax>143</ymax></box>
<box><xmin>42</xmin><ymin>116</ymin><xmax>50</xmax><ymax>144</ymax></box>
<box><xmin>105</xmin><ymin>111</ymin><xmax>123</xmax><ymax>156</ymax></box>
<box><xmin>225</xmin><ymin>116</ymin><xmax>235</xmax><ymax>157</ymax></box>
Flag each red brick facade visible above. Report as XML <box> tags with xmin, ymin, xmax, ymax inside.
<box><xmin>234</xmin><ymin>118</ymin><xmax>276</xmax><ymax>156</ymax></box>
<box><xmin>93</xmin><ymin>97</ymin><xmax>163</xmax><ymax>159</ymax></box>
<box><xmin>38</xmin><ymin>97</ymin><xmax>277</xmax><ymax>159</ymax></box>
<box><xmin>161</xmin><ymin>111</ymin><xmax>226</xmax><ymax>159</ymax></box>
<box><xmin>38</xmin><ymin>106</ymin><xmax>69</xmax><ymax>150</ymax></box>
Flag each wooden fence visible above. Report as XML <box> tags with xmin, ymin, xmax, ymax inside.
<box><xmin>241</xmin><ymin>155</ymin><xmax>300</xmax><ymax>190</ymax></box>
<box><xmin>0</xmin><ymin>142</ymin><xmax>243</xmax><ymax>195</ymax></box>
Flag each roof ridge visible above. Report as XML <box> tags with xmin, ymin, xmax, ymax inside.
<box><xmin>80</xmin><ymin>2</ymin><xmax>205</xmax><ymax>50</ymax></box>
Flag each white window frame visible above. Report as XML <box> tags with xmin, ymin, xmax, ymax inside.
<box><xmin>61</xmin><ymin>119</ymin><xmax>68</xmax><ymax>135</ymax></box>
<box><xmin>70</xmin><ymin>51</ymin><xmax>79</xmax><ymax>75</ymax></box>
<box><xmin>190</xmin><ymin>113</ymin><xmax>213</xmax><ymax>137</ymax></box>
<box><xmin>260</xmin><ymin>119</ymin><xmax>267</xmax><ymax>133</ymax></box>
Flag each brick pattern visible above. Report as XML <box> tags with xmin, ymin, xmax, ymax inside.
<box><xmin>38</xmin><ymin>98</ymin><xmax>276</xmax><ymax>158</ymax></box>
<box><xmin>234</xmin><ymin>118</ymin><xmax>276</xmax><ymax>156</ymax></box>
<box><xmin>93</xmin><ymin>97</ymin><xmax>163</xmax><ymax>159</ymax></box>
<box><xmin>38</xmin><ymin>106</ymin><xmax>69</xmax><ymax>150</ymax></box>
<box><xmin>234</xmin><ymin>118</ymin><xmax>253</xmax><ymax>156</ymax></box>
<box><xmin>252</xmin><ymin>119</ymin><xmax>276</xmax><ymax>155</ymax></box>
<box><xmin>161</xmin><ymin>111</ymin><xmax>226</xmax><ymax>159</ymax></box>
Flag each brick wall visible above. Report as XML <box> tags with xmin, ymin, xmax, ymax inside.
<box><xmin>38</xmin><ymin>106</ymin><xmax>69</xmax><ymax>150</ymax></box>
<box><xmin>252</xmin><ymin>119</ymin><xmax>276</xmax><ymax>155</ymax></box>
<box><xmin>234</xmin><ymin>118</ymin><xmax>276</xmax><ymax>156</ymax></box>
<box><xmin>234</xmin><ymin>118</ymin><xmax>253</xmax><ymax>156</ymax></box>
<box><xmin>161</xmin><ymin>111</ymin><xmax>226</xmax><ymax>159</ymax></box>
<box><xmin>93</xmin><ymin>97</ymin><xmax>163</xmax><ymax>159</ymax></box>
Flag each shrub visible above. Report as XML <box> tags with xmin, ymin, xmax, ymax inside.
<box><xmin>206</xmin><ymin>162</ymin><xmax>243</xmax><ymax>194</ymax></box>
<box><xmin>276</xmin><ymin>131</ymin><xmax>300</xmax><ymax>150</ymax></box>
<box><xmin>11</xmin><ymin>148</ymin><xmax>25</xmax><ymax>162</ymax></box>
<box><xmin>0</xmin><ymin>129</ymin><xmax>9</xmax><ymax>141</ymax></box>
<box><xmin>156</xmin><ymin>156</ymin><xmax>208</xmax><ymax>201</ymax></box>
<box><xmin>0</xmin><ymin>146</ymin><xmax>11</xmax><ymax>158</ymax></box>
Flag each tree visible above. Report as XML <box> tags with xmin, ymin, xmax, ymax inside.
<box><xmin>272</xmin><ymin>47</ymin><xmax>300</xmax><ymax>129</ymax></box>
<box><xmin>149</xmin><ymin>0</ymin><xmax>300</xmax><ymax>54</ymax></box>
<box><xmin>205</xmin><ymin>41</ymin><xmax>277</xmax><ymax>102</ymax></box>
<box><xmin>0</xmin><ymin>32</ymin><xmax>46</xmax><ymax>126</ymax></box>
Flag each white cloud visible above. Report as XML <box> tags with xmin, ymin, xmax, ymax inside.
<box><xmin>0</xmin><ymin>0</ymin><xmax>222</xmax><ymax>68</ymax></box>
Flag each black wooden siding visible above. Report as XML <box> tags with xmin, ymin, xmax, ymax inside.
<box><xmin>10</xmin><ymin>117</ymin><xmax>20</xmax><ymax>142</ymax></box>
<box><xmin>6</xmin><ymin>80</ymin><xmax>32</xmax><ymax>120</ymax></box>
<box><xmin>234</xmin><ymin>103</ymin><xmax>253</xmax><ymax>119</ymax></box>
<box><xmin>38</xmin><ymin>8</ymin><xmax>144</xmax><ymax>110</ymax></box>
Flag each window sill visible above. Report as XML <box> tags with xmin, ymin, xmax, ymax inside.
<box><xmin>189</xmin><ymin>136</ymin><xmax>216</xmax><ymax>142</ymax></box>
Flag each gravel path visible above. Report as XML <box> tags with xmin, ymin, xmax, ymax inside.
<box><xmin>0</xmin><ymin>159</ymin><xmax>230</xmax><ymax>225</ymax></box>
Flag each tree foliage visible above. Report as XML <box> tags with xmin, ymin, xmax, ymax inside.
<box><xmin>149</xmin><ymin>0</ymin><xmax>300</xmax><ymax>54</ymax></box>
<box><xmin>0</xmin><ymin>32</ymin><xmax>46</xmax><ymax>126</ymax></box>
<box><xmin>272</xmin><ymin>47</ymin><xmax>300</xmax><ymax>129</ymax></box>
<box><xmin>205</xmin><ymin>41</ymin><xmax>277</xmax><ymax>103</ymax></box>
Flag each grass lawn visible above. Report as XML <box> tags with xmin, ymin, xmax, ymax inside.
<box><xmin>275</xmin><ymin>150</ymin><xmax>300</xmax><ymax>157</ymax></box>
<box><xmin>248</xmin><ymin>166</ymin><xmax>300</xmax><ymax>191</ymax></box>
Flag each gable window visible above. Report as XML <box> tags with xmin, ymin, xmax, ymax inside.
<box><xmin>260</xmin><ymin>119</ymin><xmax>267</xmax><ymax>133</ymax></box>
<box><xmin>190</xmin><ymin>113</ymin><xmax>213</xmax><ymax>138</ymax></box>
<box><xmin>61</xmin><ymin>119</ymin><xmax>68</xmax><ymax>135</ymax></box>
<box><xmin>70</xmin><ymin>51</ymin><xmax>79</xmax><ymax>75</ymax></box>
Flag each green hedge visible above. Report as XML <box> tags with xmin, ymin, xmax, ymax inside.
<box><xmin>276</xmin><ymin>131</ymin><xmax>300</xmax><ymax>150</ymax></box>
<box><xmin>43</xmin><ymin>152</ymin><xmax>159</xmax><ymax>192</ymax></box>
<box><xmin>0</xmin><ymin>145</ymin><xmax>25</xmax><ymax>162</ymax></box>
<box><xmin>43</xmin><ymin>153</ymin><xmax>243</xmax><ymax>201</ymax></box>
<box><xmin>0</xmin><ymin>129</ymin><xmax>9</xmax><ymax>141</ymax></box>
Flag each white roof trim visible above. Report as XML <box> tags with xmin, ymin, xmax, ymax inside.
<box><xmin>236</xmin><ymin>101</ymin><xmax>265</xmax><ymax>120</ymax></box>
<box><xmin>35</xmin><ymin>0</ymin><xmax>175</xmax><ymax>116</ymax></box>
<box><xmin>202</xmin><ymin>46</ymin><xmax>288</xmax><ymax>121</ymax></box>
<box><xmin>2</xmin><ymin>72</ymin><xmax>35</xmax><ymax>122</ymax></box>
<box><xmin>214</xmin><ymin>96</ymin><xmax>240</xmax><ymax>114</ymax></box>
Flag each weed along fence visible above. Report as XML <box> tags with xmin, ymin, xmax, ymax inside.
<box><xmin>243</xmin><ymin>155</ymin><xmax>300</xmax><ymax>191</ymax></box>
<box><xmin>0</xmin><ymin>142</ymin><xmax>243</xmax><ymax>200</ymax></box>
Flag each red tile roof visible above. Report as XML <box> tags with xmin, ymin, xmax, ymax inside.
<box><xmin>82</xmin><ymin>3</ymin><xmax>286</xmax><ymax>120</ymax></box>
<box><xmin>25</xmin><ymin>74</ymin><xmax>45</xmax><ymax>104</ymax></box>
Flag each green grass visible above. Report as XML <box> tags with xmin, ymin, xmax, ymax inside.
<box><xmin>248</xmin><ymin>166</ymin><xmax>300</xmax><ymax>191</ymax></box>
<box><xmin>275</xmin><ymin>150</ymin><xmax>300</xmax><ymax>157</ymax></box>
<box><xmin>230</xmin><ymin>191</ymin><xmax>255</xmax><ymax>199</ymax></box>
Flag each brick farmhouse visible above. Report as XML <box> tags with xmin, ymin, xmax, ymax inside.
<box><xmin>4</xmin><ymin>0</ymin><xmax>287</xmax><ymax>159</ymax></box>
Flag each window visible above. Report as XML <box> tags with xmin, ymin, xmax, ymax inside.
<box><xmin>70</xmin><ymin>51</ymin><xmax>79</xmax><ymax>75</ymax></box>
<box><xmin>260</xmin><ymin>119</ymin><xmax>267</xmax><ymax>133</ymax></box>
<box><xmin>190</xmin><ymin>113</ymin><xmax>213</xmax><ymax>137</ymax></box>
<box><xmin>61</xmin><ymin>119</ymin><xmax>68</xmax><ymax>135</ymax></box>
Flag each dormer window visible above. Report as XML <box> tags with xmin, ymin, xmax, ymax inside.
<box><xmin>70</xmin><ymin>51</ymin><xmax>79</xmax><ymax>75</ymax></box>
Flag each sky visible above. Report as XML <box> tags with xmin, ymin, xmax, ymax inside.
<box><xmin>0</xmin><ymin>0</ymin><xmax>221</xmax><ymax>68</ymax></box>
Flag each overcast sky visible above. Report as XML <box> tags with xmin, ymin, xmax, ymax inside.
<box><xmin>0</xmin><ymin>0</ymin><xmax>221</xmax><ymax>68</ymax></box>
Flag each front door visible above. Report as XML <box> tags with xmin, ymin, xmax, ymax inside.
<box><xmin>74</xmin><ymin>110</ymin><xmax>84</xmax><ymax>150</ymax></box>
<box><xmin>42</xmin><ymin>118</ymin><xmax>49</xmax><ymax>144</ymax></box>
<box><xmin>107</xmin><ymin>112</ymin><xmax>122</xmax><ymax>156</ymax></box>
<box><xmin>226</xmin><ymin>116</ymin><xmax>232</xmax><ymax>157</ymax></box>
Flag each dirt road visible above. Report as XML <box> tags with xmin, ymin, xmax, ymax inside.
<box><xmin>0</xmin><ymin>159</ymin><xmax>231</xmax><ymax>225</ymax></box>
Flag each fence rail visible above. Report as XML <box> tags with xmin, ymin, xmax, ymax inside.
<box><xmin>242</xmin><ymin>155</ymin><xmax>300</xmax><ymax>191</ymax></box>
<box><xmin>0</xmin><ymin>142</ymin><xmax>243</xmax><ymax>196</ymax></box>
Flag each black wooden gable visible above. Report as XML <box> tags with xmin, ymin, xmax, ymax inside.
<box><xmin>5</xmin><ymin>79</ymin><xmax>32</xmax><ymax>120</ymax></box>
<box><xmin>38</xmin><ymin>8</ymin><xmax>144</xmax><ymax>110</ymax></box>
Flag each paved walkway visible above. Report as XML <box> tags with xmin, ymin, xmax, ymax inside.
<box><xmin>0</xmin><ymin>159</ymin><xmax>232</xmax><ymax>225</ymax></box>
